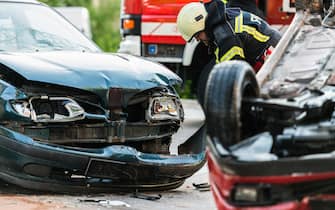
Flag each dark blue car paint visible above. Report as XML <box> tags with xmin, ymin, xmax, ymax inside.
<box><xmin>0</xmin><ymin>51</ymin><xmax>205</xmax><ymax>192</ymax></box>
<box><xmin>0</xmin><ymin>124</ymin><xmax>206</xmax><ymax>192</ymax></box>
<box><xmin>0</xmin><ymin>0</ymin><xmax>206</xmax><ymax>192</ymax></box>
<box><xmin>0</xmin><ymin>52</ymin><xmax>182</xmax><ymax>90</ymax></box>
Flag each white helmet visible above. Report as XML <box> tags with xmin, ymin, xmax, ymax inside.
<box><xmin>177</xmin><ymin>2</ymin><xmax>207</xmax><ymax>42</ymax></box>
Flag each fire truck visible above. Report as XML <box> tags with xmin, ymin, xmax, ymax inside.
<box><xmin>118</xmin><ymin>0</ymin><xmax>295</xmax><ymax>95</ymax></box>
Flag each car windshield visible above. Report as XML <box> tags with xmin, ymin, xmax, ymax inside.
<box><xmin>0</xmin><ymin>2</ymin><xmax>100</xmax><ymax>52</ymax></box>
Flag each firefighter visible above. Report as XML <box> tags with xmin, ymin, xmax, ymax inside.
<box><xmin>176</xmin><ymin>0</ymin><xmax>281</xmax><ymax>71</ymax></box>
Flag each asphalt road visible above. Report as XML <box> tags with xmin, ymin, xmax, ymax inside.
<box><xmin>0</xmin><ymin>99</ymin><xmax>216</xmax><ymax>210</ymax></box>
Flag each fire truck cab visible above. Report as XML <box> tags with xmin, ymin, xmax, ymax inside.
<box><xmin>118</xmin><ymin>0</ymin><xmax>295</xmax><ymax>94</ymax></box>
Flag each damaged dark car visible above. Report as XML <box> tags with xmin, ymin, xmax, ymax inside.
<box><xmin>205</xmin><ymin>0</ymin><xmax>335</xmax><ymax>209</ymax></box>
<box><xmin>0</xmin><ymin>0</ymin><xmax>206</xmax><ymax>192</ymax></box>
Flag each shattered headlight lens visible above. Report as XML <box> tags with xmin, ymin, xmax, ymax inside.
<box><xmin>12</xmin><ymin>96</ymin><xmax>85</xmax><ymax>122</ymax></box>
<box><xmin>147</xmin><ymin>96</ymin><xmax>183</xmax><ymax>121</ymax></box>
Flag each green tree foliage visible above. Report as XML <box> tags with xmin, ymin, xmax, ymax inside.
<box><xmin>90</xmin><ymin>1</ymin><xmax>121</xmax><ymax>52</ymax></box>
<box><xmin>40</xmin><ymin>0</ymin><xmax>121</xmax><ymax>52</ymax></box>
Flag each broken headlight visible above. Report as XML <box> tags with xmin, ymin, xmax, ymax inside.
<box><xmin>11</xmin><ymin>96</ymin><xmax>85</xmax><ymax>122</ymax></box>
<box><xmin>147</xmin><ymin>96</ymin><xmax>183</xmax><ymax>121</ymax></box>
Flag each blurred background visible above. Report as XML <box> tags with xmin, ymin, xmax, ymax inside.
<box><xmin>40</xmin><ymin>0</ymin><xmax>121</xmax><ymax>52</ymax></box>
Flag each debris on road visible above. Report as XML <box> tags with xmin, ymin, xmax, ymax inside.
<box><xmin>192</xmin><ymin>183</ymin><xmax>210</xmax><ymax>192</ymax></box>
<box><xmin>79</xmin><ymin>199</ymin><xmax>131</xmax><ymax>208</ymax></box>
<box><xmin>131</xmin><ymin>191</ymin><xmax>162</xmax><ymax>201</ymax></box>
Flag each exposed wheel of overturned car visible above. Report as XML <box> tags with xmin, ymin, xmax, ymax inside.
<box><xmin>204</xmin><ymin>60</ymin><xmax>260</xmax><ymax>148</ymax></box>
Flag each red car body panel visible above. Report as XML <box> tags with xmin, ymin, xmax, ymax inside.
<box><xmin>208</xmin><ymin>152</ymin><xmax>335</xmax><ymax>210</ymax></box>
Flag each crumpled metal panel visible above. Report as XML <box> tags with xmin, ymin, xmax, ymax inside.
<box><xmin>0</xmin><ymin>52</ymin><xmax>182</xmax><ymax>92</ymax></box>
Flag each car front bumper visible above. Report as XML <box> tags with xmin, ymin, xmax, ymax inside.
<box><xmin>0</xmin><ymin>125</ymin><xmax>206</xmax><ymax>193</ymax></box>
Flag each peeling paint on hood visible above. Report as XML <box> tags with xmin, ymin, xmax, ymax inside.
<box><xmin>0</xmin><ymin>51</ymin><xmax>182</xmax><ymax>91</ymax></box>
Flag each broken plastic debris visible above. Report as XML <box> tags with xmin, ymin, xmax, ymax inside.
<box><xmin>193</xmin><ymin>182</ymin><xmax>210</xmax><ymax>191</ymax></box>
<box><xmin>100</xmin><ymin>200</ymin><xmax>131</xmax><ymax>207</ymax></box>
<box><xmin>79</xmin><ymin>199</ymin><xmax>131</xmax><ymax>207</ymax></box>
<box><xmin>131</xmin><ymin>192</ymin><xmax>162</xmax><ymax>201</ymax></box>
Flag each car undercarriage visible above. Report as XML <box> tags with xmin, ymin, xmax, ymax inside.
<box><xmin>204</xmin><ymin>0</ymin><xmax>335</xmax><ymax>209</ymax></box>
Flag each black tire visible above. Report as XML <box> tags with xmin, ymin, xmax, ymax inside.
<box><xmin>204</xmin><ymin>60</ymin><xmax>259</xmax><ymax>148</ymax></box>
<box><xmin>196</xmin><ymin>58</ymin><xmax>215</xmax><ymax>107</ymax></box>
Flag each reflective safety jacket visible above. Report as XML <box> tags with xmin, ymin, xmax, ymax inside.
<box><xmin>204</xmin><ymin>0</ymin><xmax>281</xmax><ymax>68</ymax></box>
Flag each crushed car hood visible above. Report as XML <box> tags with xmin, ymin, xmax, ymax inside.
<box><xmin>0</xmin><ymin>51</ymin><xmax>182</xmax><ymax>90</ymax></box>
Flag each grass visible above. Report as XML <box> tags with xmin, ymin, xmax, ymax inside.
<box><xmin>90</xmin><ymin>0</ymin><xmax>121</xmax><ymax>52</ymax></box>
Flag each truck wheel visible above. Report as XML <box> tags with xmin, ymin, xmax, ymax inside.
<box><xmin>204</xmin><ymin>61</ymin><xmax>259</xmax><ymax>148</ymax></box>
<box><xmin>196</xmin><ymin>58</ymin><xmax>215</xmax><ymax>107</ymax></box>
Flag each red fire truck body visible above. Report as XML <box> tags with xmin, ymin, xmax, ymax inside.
<box><xmin>118</xmin><ymin>0</ymin><xmax>294</xmax><ymax>83</ymax></box>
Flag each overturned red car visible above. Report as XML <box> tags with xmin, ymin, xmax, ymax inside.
<box><xmin>205</xmin><ymin>0</ymin><xmax>335</xmax><ymax>209</ymax></box>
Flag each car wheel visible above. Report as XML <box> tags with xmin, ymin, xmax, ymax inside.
<box><xmin>204</xmin><ymin>60</ymin><xmax>259</xmax><ymax>147</ymax></box>
<box><xmin>196</xmin><ymin>58</ymin><xmax>215</xmax><ymax>107</ymax></box>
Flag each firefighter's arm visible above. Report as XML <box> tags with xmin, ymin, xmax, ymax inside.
<box><xmin>216</xmin><ymin>44</ymin><xmax>245</xmax><ymax>62</ymax></box>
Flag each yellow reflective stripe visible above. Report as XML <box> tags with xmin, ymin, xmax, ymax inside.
<box><xmin>242</xmin><ymin>25</ymin><xmax>270</xmax><ymax>42</ymax></box>
<box><xmin>234</xmin><ymin>13</ymin><xmax>270</xmax><ymax>42</ymax></box>
<box><xmin>222</xmin><ymin>0</ymin><xmax>228</xmax><ymax>3</ymax></box>
<box><xmin>234</xmin><ymin>13</ymin><xmax>243</xmax><ymax>33</ymax></box>
<box><xmin>216</xmin><ymin>46</ymin><xmax>245</xmax><ymax>63</ymax></box>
